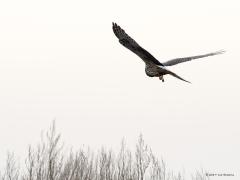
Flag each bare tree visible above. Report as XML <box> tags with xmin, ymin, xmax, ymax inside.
<box><xmin>191</xmin><ymin>170</ymin><xmax>210</xmax><ymax>180</ymax></box>
<box><xmin>149</xmin><ymin>152</ymin><xmax>167</xmax><ymax>180</ymax></box>
<box><xmin>1</xmin><ymin>152</ymin><xmax>19</xmax><ymax>180</ymax></box>
<box><xmin>135</xmin><ymin>134</ymin><xmax>151</xmax><ymax>180</ymax></box>
<box><xmin>21</xmin><ymin>121</ymin><xmax>63</xmax><ymax>180</ymax></box>
<box><xmin>45</xmin><ymin>122</ymin><xmax>63</xmax><ymax>180</ymax></box>
<box><xmin>0</xmin><ymin>122</ymin><xmax>210</xmax><ymax>180</ymax></box>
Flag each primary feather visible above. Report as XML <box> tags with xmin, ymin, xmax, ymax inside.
<box><xmin>162</xmin><ymin>50</ymin><xmax>225</xmax><ymax>66</ymax></box>
<box><xmin>112</xmin><ymin>23</ymin><xmax>163</xmax><ymax>66</ymax></box>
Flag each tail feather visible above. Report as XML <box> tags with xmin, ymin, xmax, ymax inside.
<box><xmin>168</xmin><ymin>71</ymin><xmax>191</xmax><ymax>83</ymax></box>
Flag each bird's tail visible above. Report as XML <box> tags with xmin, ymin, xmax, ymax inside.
<box><xmin>168</xmin><ymin>71</ymin><xmax>191</xmax><ymax>83</ymax></box>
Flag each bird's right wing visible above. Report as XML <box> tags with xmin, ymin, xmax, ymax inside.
<box><xmin>112</xmin><ymin>22</ymin><xmax>163</xmax><ymax>66</ymax></box>
<box><xmin>162</xmin><ymin>50</ymin><xmax>225</xmax><ymax>66</ymax></box>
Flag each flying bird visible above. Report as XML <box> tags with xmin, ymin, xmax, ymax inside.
<box><xmin>112</xmin><ymin>22</ymin><xmax>225</xmax><ymax>83</ymax></box>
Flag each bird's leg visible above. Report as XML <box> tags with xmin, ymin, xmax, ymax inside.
<box><xmin>159</xmin><ymin>75</ymin><xmax>164</xmax><ymax>82</ymax></box>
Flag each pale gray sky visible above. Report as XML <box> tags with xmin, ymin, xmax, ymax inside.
<box><xmin>0</xmin><ymin>0</ymin><xmax>239</xmax><ymax>179</ymax></box>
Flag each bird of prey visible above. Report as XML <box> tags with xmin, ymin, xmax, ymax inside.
<box><xmin>112</xmin><ymin>22</ymin><xmax>225</xmax><ymax>83</ymax></box>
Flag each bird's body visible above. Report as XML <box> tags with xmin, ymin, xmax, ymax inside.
<box><xmin>145</xmin><ymin>63</ymin><xmax>161</xmax><ymax>77</ymax></box>
<box><xmin>112</xmin><ymin>22</ymin><xmax>225</xmax><ymax>83</ymax></box>
<box><xmin>145</xmin><ymin>63</ymin><xmax>167</xmax><ymax>78</ymax></box>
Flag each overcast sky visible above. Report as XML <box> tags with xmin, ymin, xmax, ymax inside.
<box><xmin>0</xmin><ymin>0</ymin><xmax>239</xmax><ymax>179</ymax></box>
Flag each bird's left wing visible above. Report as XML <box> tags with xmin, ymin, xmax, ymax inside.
<box><xmin>112</xmin><ymin>22</ymin><xmax>163</xmax><ymax>66</ymax></box>
<box><xmin>162</xmin><ymin>50</ymin><xmax>225</xmax><ymax>66</ymax></box>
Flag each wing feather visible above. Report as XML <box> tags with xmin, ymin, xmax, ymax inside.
<box><xmin>112</xmin><ymin>22</ymin><xmax>163</xmax><ymax>66</ymax></box>
<box><xmin>162</xmin><ymin>50</ymin><xmax>225</xmax><ymax>66</ymax></box>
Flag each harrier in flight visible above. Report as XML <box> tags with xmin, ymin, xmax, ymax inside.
<box><xmin>112</xmin><ymin>22</ymin><xmax>225</xmax><ymax>83</ymax></box>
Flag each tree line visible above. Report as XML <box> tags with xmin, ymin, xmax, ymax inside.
<box><xmin>0</xmin><ymin>122</ymin><xmax>209</xmax><ymax>180</ymax></box>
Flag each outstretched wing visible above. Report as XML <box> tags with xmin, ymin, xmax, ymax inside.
<box><xmin>112</xmin><ymin>22</ymin><xmax>163</xmax><ymax>66</ymax></box>
<box><xmin>162</xmin><ymin>50</ymin><xmax>225</xmax><ymax>66</ymax></box>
